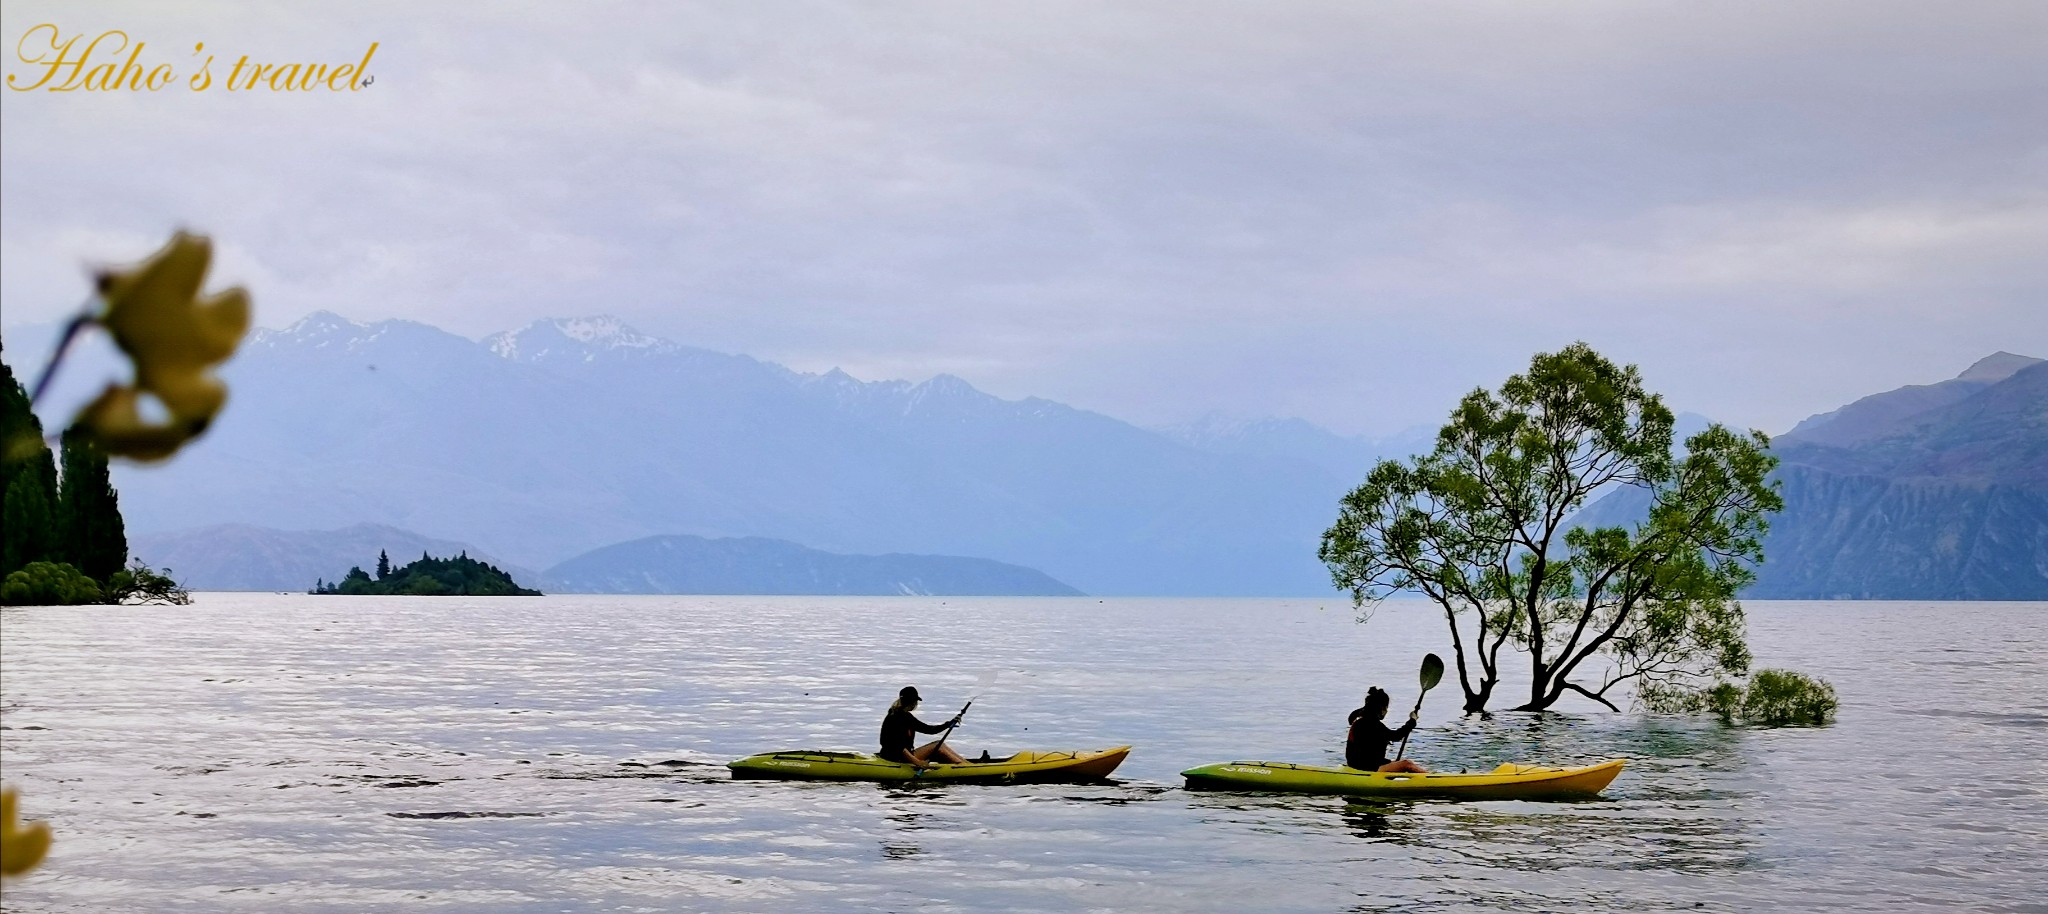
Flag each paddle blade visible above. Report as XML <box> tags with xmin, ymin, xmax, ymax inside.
<box><xmin>1419</xmin><ymin>653</ymin><xmax>1445</xmax><ymax>691</ymax></box>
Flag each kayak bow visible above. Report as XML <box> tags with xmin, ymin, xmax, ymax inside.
<box><xmin>729</xmin><ymin>746</ymin><xmax>1131</xmax><ymax>783</ymax></box>
<box><xmin>1181</xmin><ymin>758</ymin><xmax>1624</xmax><ymax>800</ymax></box>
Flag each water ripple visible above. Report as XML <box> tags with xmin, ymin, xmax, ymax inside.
<box><xmin>2</xmin><ymin>595</ymin><xmax>2044</xmax><ymax>913</ymax></box>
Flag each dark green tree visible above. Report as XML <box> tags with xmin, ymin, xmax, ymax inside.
<box><xmin>376</xmin><ymin>549</ymin><xmax>391</xmax><ymax>580</ymax></box>
<box><xmin>1</xmin><ymin>344</ymin><xmax>62</xmax><ymax>579</ymax></box>
<box><xmin>339</xmin><ymin>565</ymin><xmax>374</xmax><ymax>594</ymax></box>
<box><xmin>3</xmin><ymin>466</ymin><xmax>57</xmax><ymax>576</ymax></box>
<box><xmin>57</xmin><ymin>426</ymin><xmax>127</xmax><ymax>581</ymax></box>
<box><xmin>1320</xmin><ymin>343</ymin><xmax>1783</xmax><ymax>713</ymax></box>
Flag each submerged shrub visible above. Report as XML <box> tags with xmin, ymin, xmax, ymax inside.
<box><xmin>1639</xmin><ymin>668</ymin><xmax>1836</xmax><ymax>727</ymax></box>
<box><xmin>106</xmin><ymin>561</ymin><xmax>192</xmax><ymax>605</ymax></box>
<box><xmin>1738</xmin><ymin>669</ymin><xmax>1838</xmax><ymax>726</ymax></box>
<box><xmin>1639</xmin><ymin>680</ymin><xmax>1740</xmax><ymax>721</ymax></box>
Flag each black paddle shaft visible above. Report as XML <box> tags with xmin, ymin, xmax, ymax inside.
<box><xmin>930</xmin><ymin>699</ymin><xmax>973</xmax><ymax>756</ymax></box>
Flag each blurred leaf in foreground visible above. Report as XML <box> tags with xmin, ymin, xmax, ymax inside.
<box><xmin>74</xmin><ymin>231</ymin><xmax>251</xmax><ymax>461</ymax></box>
<box><xmin>1</xmin><ymin>788</ymin><xmax>51</xmax><ymax>877</ymax></box>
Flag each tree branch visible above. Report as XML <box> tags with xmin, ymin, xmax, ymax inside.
<box><xmin>1559</xmin><ymin>679</ymin><xmax>1620</xmax><ymax>712</ymax></box>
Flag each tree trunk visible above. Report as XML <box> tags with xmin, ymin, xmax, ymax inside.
<box><xmin>1463</xmin><ymin>680</ymin><xmax>1494</xmax><ymax>713</ymax></box>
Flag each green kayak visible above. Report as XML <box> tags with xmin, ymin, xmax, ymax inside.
<box><xmin>729</xmin><ymin>746</ymin><xmax>1131</xmax><ymax>783</ymax></box>
<box><xmin>1181</xmin><ymin>758</ymin><xmax>1625</xmax><ymax>800</ymax></box>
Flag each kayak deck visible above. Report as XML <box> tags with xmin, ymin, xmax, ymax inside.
<box><xmin>729</xmin><ymin>746</ymin><xmax>1131</xmax><ymax>783</ymax></box>
<box><xmin>1181</xmin><ymin>758</ymin><xmax>1624</xmax><ymax>800</ymax></box>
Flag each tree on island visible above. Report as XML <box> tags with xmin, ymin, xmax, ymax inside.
<box><xmin>311</xmin><ymin>550</ymin><xmax>540</xmax><ymax>596</ymax></box>
<box><xmin>1320</xmin><ymin>342</ymin><xmax>1820</xmax><ymax>715</ymax></box>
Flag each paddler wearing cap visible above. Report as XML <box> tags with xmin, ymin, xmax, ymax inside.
<box><xmin>879</xmin><ymin>686</ymin><xmax>967</xmax><ymax>769</ymax></box>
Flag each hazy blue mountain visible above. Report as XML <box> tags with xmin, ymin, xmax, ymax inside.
<box><xmin>1570</xmin><ymin>356</ymin><xmax>2047</xmax><ymax>599</ymax></box>
<box><xmin>1745</xmin><ymin>358</ymin><xmax>2048</xmax><ymax>598</ymax></box>
<box><xmin>1160</xmin><ymin>411</ymin><xmax>1714</xmax><ymax>487</ymax></box>
<box><xmin>1744</xmin><ymin>465</ymin><xmax>2048</xmax><ymax>600</ymax></box>
<box><xmin>1783</xmin><ymin>352</ymin><xmax>2041</xmax><ymax>449</ymax></box>
<box><xmin>1160</xmin><ymin>414</ymin><xmax>1378</xmax><ymax>482</ymax></box>
<box><xmin>11</xmin><ymin>313</ymin><xmax>2035</xmax><ymax>598</ymax></box>
<box><xmin>74</xmin><ymin>313</ymin><xmax>1340</xmax><ymax>595</ymax></box>
<box><xmin>1157</xmin><ymin>413</ymin><xmax>1427</xmax><ymax>484</ymax></box>
<box><xmin>542</xmin><ymin>534</ymin><xmax>1082</xmax><ymax>596</ymax></box>
<box><xmin>1775</xmin><ymin>360</ymin><xmax>2048</xmax><ymax>487</ymax></box>
<box><xmin>129</xmin><ymin>523</ymin><xmax>534</xmax><ymax>592</ymax></box>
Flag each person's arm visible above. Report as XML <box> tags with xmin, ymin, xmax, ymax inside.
<box><xmin>913</xmin><ymin>714</ymin><xmax>957</xmax><ymax>735</ymax></box>
<box><xmin>1392</xmin><ymin>714</ymin><xmax>1417</xmax><ymax>739</ymax></box>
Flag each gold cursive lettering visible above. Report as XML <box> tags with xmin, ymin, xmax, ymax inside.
<box><xmin>8</xmin><ymin>26</ymin><xmax>378</xmax><ymax>94</ymax></box>
<box><xmin>188</xmin><ymin>42</ymin><xmax>211</xmax><ymax>90</ymax></box>
<box><xmin>8</xmin><ymin>23</ymin><xmax>87</xmax><ymax>91</ymax></box>
<box><xmin>350</xmin><ymin>41</ymin><xmax>377</xmax><ymax>90</ymax></box>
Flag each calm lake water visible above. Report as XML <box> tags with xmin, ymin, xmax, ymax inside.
<box><xmin>2</xmin><ymin>595</ymin><xmax>2043</xmax><ymax>913</ymax></box>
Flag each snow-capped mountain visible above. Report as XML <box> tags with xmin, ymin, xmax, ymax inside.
<box><xmin>64</xmin><ymin>312</ymin><xmax>1355</xmax><ymax>596</ymax></box>
<box><xmin>484</xmin><ymin>315</ymin><xmax>683</xmax><ymax>363</ymax></box>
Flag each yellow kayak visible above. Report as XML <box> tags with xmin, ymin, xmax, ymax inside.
<box><xmin>729</xmin><ymin>746</ymin><xmax>1132</xmax><ymax>783</ymax></box>
<box><xmin>1181</xmin><ymin>758</ymin><xmax>1624</xmax><ymax>800</ymax></box>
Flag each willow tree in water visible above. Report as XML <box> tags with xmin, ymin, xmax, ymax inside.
<box><xmin>1319</xmin><ymin>343</ymin><xmax>1781</xmax><ymax>713</ymax></box>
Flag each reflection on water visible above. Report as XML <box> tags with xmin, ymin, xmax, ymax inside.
<box><xmin>1337</xmin><ymin>800</ymin><xmax>1403</xmax><ymax>842</ymax></box>
<box><xmin>2</xmin><ymin>596</ymin><xmax>2043</xmax><ymax>913</ymax></box>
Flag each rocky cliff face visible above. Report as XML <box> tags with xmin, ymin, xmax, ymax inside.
<box><xmin>1746</xmin><ymin>465</ymin><xmax>2048</xmax><ymax>599</ymax></box>
<box><xmin>1746</xmin><ymin>357</ymin><xmax>2047</xmax><ymax>599</ymax></box>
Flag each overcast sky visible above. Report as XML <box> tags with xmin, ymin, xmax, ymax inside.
<box><xmin>2</xmin><ymin>2</ymin><xmax>2042</xmax><ymax>437</ymax></box>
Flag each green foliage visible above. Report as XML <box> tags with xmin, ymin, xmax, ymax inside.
<box><xmin>0</xmin><ymin>561</ymin><xmax>105</xmax><ymax>606</ymax></box>
<box><xmin>57</xmin><ymin>427</ymin><xmax>127</xmax><ymax>581</ymax></box>
<box><xmin>312</xmin><ymin>551</ymin><xmax>540</xmax><ymax>596</ymax></box>
<box><xmin>1640</xmin><ymin>668</ymin><xmax>1837</xmax><ymax>727</ymax></box>
<box><xmin>0</xmin><ymin>341</ymin><xmax>45</xmax><ymax>465</ymax></box>
<box><xmin>2</xmin><ymin>342</ymin><xmax>148</xmax><ymax>608</ymax></box>
<box><xmin>106</xmin><ymin>560</ymin><xmax>192</xmax><ymax>606</ymax></box>
<box><xmin>3</xmin><ymin>345</ymin><xmax>64</xmax><ymax>579</ymax></box>
<box><xmin>1638</xmin><ymin>680</ymin><xmax>1742</xmax><ymax>719</ymax></box>
<box><xmin>2</xmin><ymin>465</ymin><xmax>57</xmax><ymax>576</ymax></box>
<box><xmin>1320</xmin><ymin>342</ymin><xmax>1783</xmax><ymax>713</ymax></box>
<box><xmin>1737</xmin><ymin>669</ymin><xmax>1838</xmax><ymax>726</ymax></box>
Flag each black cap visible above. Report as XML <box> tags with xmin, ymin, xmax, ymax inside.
<box><xmin>900</xmin><ymin>686</ymin><xmax>920</xmax><ymax>700</ymax></box>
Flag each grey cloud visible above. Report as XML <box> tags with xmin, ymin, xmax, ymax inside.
<box><xmin>2</xmin><ymin>1</ymin><xmax>2041</xmax><ymax>436</ymax></box>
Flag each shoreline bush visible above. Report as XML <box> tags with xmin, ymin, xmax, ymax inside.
<box><xmin>0</xmin><ymin>561</ymin><xmax>104</xmax><ymax>606</ymax></box>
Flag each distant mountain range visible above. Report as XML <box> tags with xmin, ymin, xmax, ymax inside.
<box><xmin>130</xmin><ymin>523</ymin><xmax>1076</xmax><ymax>595</ymax></box>
<box><xmin>10</xmin><ymin>313</ymin><xmax>2039</xmax><ymax>599</ymax></box>
<box><xmin>540</xmin><ymin>534</ymin><xmax>1081</xmax><ymax>596</ymax></box>
<box><xmin>16</xmin><ymin>312</ymin><xmax>1394</xmax><ymax>596</ymax></box>
<box><xmin>128</xmin><ymin>523</ymin><xmax>535</xmax><ymax>592</ymax></box>
<box><xmin>1567</xmin><ymin>352</ymin><xmax>2046</xmax><ymax>599</ymax></box>
<box><xmin>1750</xmin><ymin>353</ymin><xmax>2047</xmax><ymax>599</ymax></box>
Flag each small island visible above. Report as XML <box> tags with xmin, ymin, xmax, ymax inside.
<box><xmin>312</xmin><ymin>550</ymin><xmax>541</xmax><ymax>596</ymax></box>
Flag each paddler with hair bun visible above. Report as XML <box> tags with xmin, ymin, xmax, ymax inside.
<box><xmin>879</xmin><ymin>686</ymin><xmax>968</xmax><ymax>770</ymax></box>
<box><xmin>1346</xmin><ymin>686</ymin><xmax>1428</xmax><ymax>773</ymax></box>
